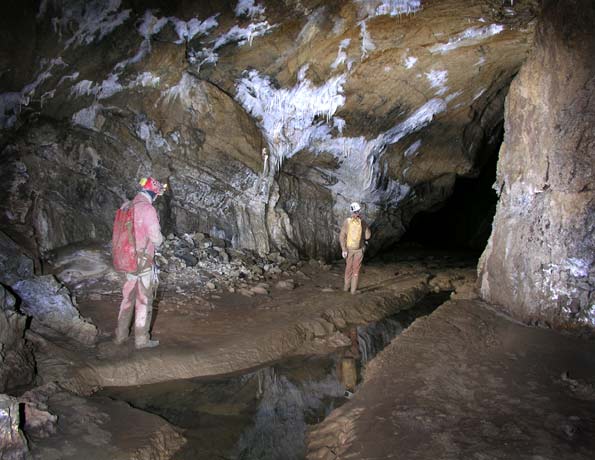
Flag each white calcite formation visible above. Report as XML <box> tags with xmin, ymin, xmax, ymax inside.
<box><xmin>0</xmin><ymin>0</ymin><xmax>544</xmax><ymax>308</ymax></box>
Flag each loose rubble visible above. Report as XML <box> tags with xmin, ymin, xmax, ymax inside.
<box><xmin>156</xmin><ymin>232</ymin><xmax>314</xmax><ymax>296</ymax></box>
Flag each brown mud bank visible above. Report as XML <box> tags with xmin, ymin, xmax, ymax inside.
<box><xmin>307</xmin><ymin>299</ymin><xmax>595</xmax><ymax>460</ymax></box>
<box><xmin>14</xmin><ymin>258</ymin><xmax>473</xmax><ymax>460</ymax></box>
<box><xmin>34</xmin><ymin>260</ymin><xmax>474</xmax><ymax>392</ymax></box>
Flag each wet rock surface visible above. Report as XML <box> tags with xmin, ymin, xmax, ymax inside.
<box><xmin>21</xmin><ymin>384</ymin><xmax>186</xmax><ymax>460</ymax></box>
<box><xmin>13</xmin><ymin>253</ymin><xmax>473</xmax><ymax>459</ymax></box>
<box><xmin>101</xmin><ymin>355</ymin><xmax>347</xmax><ymax>460</ymax></box>
<box><xmin>2</xmin><ymin>251</ymin><xmax>593</xmax><ymax>460</ymax></box>
<box><xmin>307</xmin><ymin>299</ymin><xmax>595</xmax><ymax>459</ymax></box>
<box><xmin>30</xmin><ymin>253</ymin><xmax>472</xmax><ymax>390</ymax></box>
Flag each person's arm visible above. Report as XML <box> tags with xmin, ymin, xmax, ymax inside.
<box><xmin>146</xmin><ymin>206</ymin><xmax>164</xmax><ymax>249</ymax></box>
<box><xmin>339</xmin><ymin>219</ymin><xmax>348</xmax><ymax>254</ymax></box>
<box><xmin>364</xmin><ymin>221</ymin><xmax>371</xmax><ymax>242</ymax></box>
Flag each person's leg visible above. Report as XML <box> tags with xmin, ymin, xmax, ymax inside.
<box><xmin>134</xmin><ymin>271</ymin><xmax>159</xmax><ymax>348</ymax></box>
<box><xmin>115</xmin><ymin>276</ymin><xmax>137</xmax><ymax>344</ymax></box>
<box><xmin>344</xmin><ymin>251</ymin><xmax>354</xmax><ymax>291</ymax></box>
<box><xmin>350</xmin><ymin>250</ymin><xmax>364</xmax><ymax>294</ymax></box>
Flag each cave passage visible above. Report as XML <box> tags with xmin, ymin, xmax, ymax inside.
<box><xmin>400</xmin><ymin>137</ymin><xmax>500</xmax><ymax>256</ymax></box>
<box><xmin>2</xmin><ymin>1</ymin><xmax>594</xmax><ymax>459</ymax></box>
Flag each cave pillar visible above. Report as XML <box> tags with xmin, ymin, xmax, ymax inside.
<box><xmin>478</xmin><ymin>0</ymin><xmax>595</xmax><ymax>328</ymax></box>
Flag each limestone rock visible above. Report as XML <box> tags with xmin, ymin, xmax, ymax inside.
<box><xmin>0</xmin><ymin>394</ymin><xmax>29</xmax><ymax>460</ymax></box>
<box><xmin>0</xmin><ymin>231</ymin><xmax>34</xmax><ymax>286</ymax></box>
<box><xmin>275</xmin><ymin>279</ymin><xmax>296</xmax><ymax>290</ymax></box>
<box><xmin>47</xmin><ymin>244</ymin><xmax>113</xmax><ymax>286</ymax></box>
<box><xmin>0</xmin><ymin>1</ymin><xmax>537</xmax><ymax>261</ymax></box>
<box><xmin>206</xmin><ymin>281</ymin><xmax>217</xmax><ymax>290</ymax></box>
<box><xmin>12</xmin><ymin>276</ymin><xmax>98</xmax><ymax>346</ymax></box>
<box><xmin>19</xmin><ymin>384</ymin><xmax>59</xmax><ymax>439</ymax></box>
<box><xmin>478</xmin><ymin>0</ymin><xmax>595</xmax><ymax>328</ymax></box>
<box><xmin>0</xmin><ymin>283</ymin><xmax>16</xmax><ymax>311</ymax></box>
<box><xmin>178</xmin><ymin>253</ymin><xmax>198</xmax><ymax>267</ymax></box>
<box><xmin>0</xmin><ymin>285</ymin><xmax>35</xmax><ymax>393</ymax></box>
<box><xmin>239</xmin><ymin>288</ymin><xmax>255</xmax><ymax>297</ymax></box>
<box><xmin>251</xmin><ymin>285</ymin><xmax>269</xmax><ymax>295</ymax></box>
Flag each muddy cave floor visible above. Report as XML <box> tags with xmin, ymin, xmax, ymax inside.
<box><xmin>26</xmin><ymin>252</ymin><xmax>595</xmax><ymax>459</ymax></box>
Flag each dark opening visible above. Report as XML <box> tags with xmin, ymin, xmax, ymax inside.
<box><xmin>400</xmin><ymin>125</ymin><xmax>502</xmax><ymax>256</ymax></box>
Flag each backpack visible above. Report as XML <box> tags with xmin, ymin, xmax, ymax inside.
<box><xmin>112</xmin><ymin>201</ymin><xmax>138</xmax><ymax>273</ymax></box>
<box><xmin>346</xmin><ymin>217</ymin><xmax>363</xmax><ymax>250</ymax></box>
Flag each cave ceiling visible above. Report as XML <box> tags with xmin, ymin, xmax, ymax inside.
<box><xmin>0</xmin><ymin>0</ymin><xmax>539</xmax><ymax>259</ymax></box>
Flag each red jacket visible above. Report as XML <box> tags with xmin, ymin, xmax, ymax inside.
<box><xmin>132</xmin><ymin>192</ymin><xmax>163</xmax><ymax>269</ymax></box>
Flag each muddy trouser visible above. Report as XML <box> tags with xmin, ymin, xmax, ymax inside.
<box><xmin>115</xmin><ymin>269</ymin><xmax>155</xmax><ymax>345</ymax></box>
<box><xmin>344</xmin><ymin>249</ymin><xmax>364</xmax><ymax>293</ymax></box>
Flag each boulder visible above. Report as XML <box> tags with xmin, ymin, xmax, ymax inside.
<box><xmin>46</xmin><ymin>244</ymin><xmax>113</xmax><ymax>286</ymax></box>
<box><xmin>19</xmin><ymin>385</ymin><xmax>186</xmax><ymax>460</ymax></box>
<box><xmin>239</xmin><ymin>288</ymin><xmax>255</xmax><ymax>297</ymax></box>
<box><xmin>19</xmin><ymin>384</ymin><xmax>59</xmax><ymax>439</ymax></box>
<box><xmin>12</xmin><ymin>276</ymin><xmax>97</xmax><ymax>346</ymax></box>
<box><xmin>251</xmin><ymin>285</ymin><xmax>269</xmax><ymax>295</ymax></box>
<box><xmin>275</xmin><ymin>280</ymin><xmax>296</xmax><ymax>291</ymax></box>
<box><xmin>177</xmin><ymin>253</ymin><xmax>198</xmax><ymax>268</ymax></box>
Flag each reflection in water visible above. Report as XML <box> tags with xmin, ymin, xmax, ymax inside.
<box><xmin>100</xmin><ymin>292</ymin><xmax>450</xmax><ymax>459</ymax></box>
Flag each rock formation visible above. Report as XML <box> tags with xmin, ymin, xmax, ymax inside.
<box><xmin>479</xmin><ymin>0</ymin><xmax>595</xmax><ymax>328</ymax></box>
<box><xmin>0</xmin><ymin>394</ymin><xmax>29</xmax><ymax>460</ymax></box>
<box><xmin>0</xmin><ymin>284</ymin><xmax>35</xmax><ymax>393</ymax></box>
<box><xmin>1</xmin><ymin>231</ymin><xmax>97</xmax><ymax>346</ymax></box>
<box><xmin>0</xmin><ymin>0</ymin><xmax>538</xmax><ymax>262</ymax></box>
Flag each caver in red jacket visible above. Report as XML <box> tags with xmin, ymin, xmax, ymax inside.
<box><xmin>115</xmin><ymin>186</ymin><xmax>164</xmax><ymax>349</ymax></box>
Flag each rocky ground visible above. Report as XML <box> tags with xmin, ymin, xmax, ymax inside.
<box><xmin>3</xmin><ymin>247</ymin><xmax>595</xmax><ymax>459</ymax></box>
<box><xmin>3</xmin><ymin>241</ymin><xmax>475</xmax><ymax>459</ymax></box>
<box><xmin>38</xmin><ymin>243</ymin><xmax>477</xmax><ymax>391</ymax></box>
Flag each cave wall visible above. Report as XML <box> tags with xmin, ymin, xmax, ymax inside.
<box><xmin>479</xmin><ymin>0</ymin><xmax>595</xmax><ymax>328</ymax></box>
<box><xmin>0</xmin><ymin>0</ymin><xmax>538</xmax><ymax>261</ymax></box>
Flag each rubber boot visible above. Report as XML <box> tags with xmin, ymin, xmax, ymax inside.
<box><xmin>113</xmin><ymin>333</ymin><xmax>128</xmax><ymax>345</ymax></box>
<box><xmin>350</xmin><ymin>275</ymin><xmax>359</xmax><ymax>295</ymax></box>
<box><xmin>114</xmin><ymin>307</ymin><xmax>134</xmax><ymax>345</ymax></box>
<box><xmin>133</xmin><ymin>273</ymin><xmax>158</xmax><ymax>349</ymax></box>
<box><xmin>135</xmin><ymin>338</ymin><xmax>160</xmax><ymax>349</ymax></box>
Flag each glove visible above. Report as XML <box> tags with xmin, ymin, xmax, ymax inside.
<box><xmin>342</xmin><ymin>251</ymin><xmax>348</xmax><ymax>259</ymax></box>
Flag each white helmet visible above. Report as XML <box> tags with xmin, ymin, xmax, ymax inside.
<box><xmin>349</xmin><ymin>202</ymin><xmax>361</xmax><ymax>213</ymax></box>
